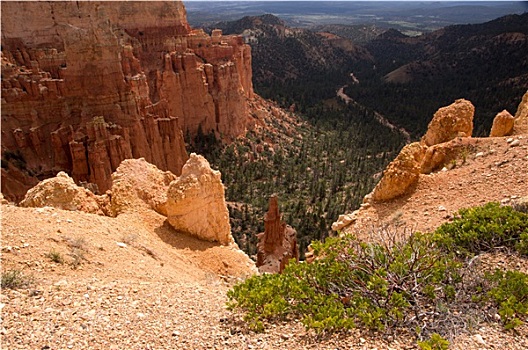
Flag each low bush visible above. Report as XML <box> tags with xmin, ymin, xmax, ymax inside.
<box><xmin>228</xmin><ymin>202</ymin><xmax>528</xmax><ymax>345</ymax></box>
<box><xmin>1</xmin><ymin>269</ymin><xmax>33</xmax><ymax>289</ymax></box>
<box><xmin>434</xmin><ymin>202</ymin><xmax>528</xmax><ymax>257</ymax></box>
<box><xmin>485</xmin><ymin>270</ymin><xmax>528</xmax><ymax>330</ymax></box>
<box><xmin>46</xmin><ymin>250</ymin><xmax>64</xmax><ymax>264</ymax></box>
<box><xmin>228</xmin><ymin>231</ymin><xmax>462</xmax><ymax>339</ymax></box>
<box><xmin>417</xmin><ymin>333</ymin><xmax>450</xmax><ymax>350</ymax></box>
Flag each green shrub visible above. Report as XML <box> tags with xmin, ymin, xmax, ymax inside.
<box><xmin>485</xmin><ymin>270</ymin><xmax>528</xmax><ymax>330</ymax></box>
<box><xmin>228</xmin><ymin>232</ymin><xmax>462</xmax><ymax>337</ymax></box>
<box><xmin>417</xmin><ymin>333</ymin><xmax>450</xmax><ymax>350</ymax></box>
<box><xmin>228</xmin><ymin>201</ymin><xmax>528</xmax><ymax>344</ymax></box>
<box><xmin>434</xmin><ymin>202</ymin><xmax>528</xmax><ymax>257</ymax></box>
<box><xmin>1</xmin><ymin>269</ymin><xmax>33</xmax><ymax>289</ymax></box>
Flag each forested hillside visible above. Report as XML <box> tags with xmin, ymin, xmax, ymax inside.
<box><xmin>346</xmin><ymin>13</ymin><xmax>528</xmax><ymax>137</ymax></box>
<box><xmin>191</xmin><ymin>102</ymin><xmax>404</xmax><ymax>257</ymax></box>
<box><xmin>195</xmin><ymin>12</ymin><xmax>527</xmax><ymax>258</ymax></box>
<box><xmin>212</xmin><ymin>14</ymin><xmax>370</xmax><ymax>112</ymax></box>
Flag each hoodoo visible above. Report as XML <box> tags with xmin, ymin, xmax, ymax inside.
<box><xmin>1</xmin><ymin>1</ymin><xmax>254</xmax><ymax>201</ymax></box>
<box><xmin>256</xmin><ymin>195</ymin><xmax>299</xmax><ymax>273</ymax></box>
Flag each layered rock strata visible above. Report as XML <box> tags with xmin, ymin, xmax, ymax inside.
<box><xmin>1</xmin><ymin>1</ymin><xmax>254</xmax><ymax>201</ymax></box>
<box><xmin>256</xmin><ymin>195</ymin><xmax>299</xmax><ymax>273</ymax></box>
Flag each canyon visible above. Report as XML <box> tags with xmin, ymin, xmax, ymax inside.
<box><xmin>2</xmin><ymin>2</ymin><xmax>528</xmax><ymax>348</ymax></box>
<box><xmin>1</xmin><ymin>1</ymin><xmax>254</xmax><ymax>201</ymax></box>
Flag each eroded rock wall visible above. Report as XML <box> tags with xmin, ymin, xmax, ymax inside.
<box><xmin>1</xmin><ymin>1</ymin><xmax>254</xmax><ymax>201</ymax></box>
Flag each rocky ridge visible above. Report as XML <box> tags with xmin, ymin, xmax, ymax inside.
<box><xmin>334</xmin><ymin>90</ymin><xmax>528</xmax><ymax>237</ymax></box>
<box><xmin>15</xmin><ymin>153</ymin><xmax>235</xmax><ymax>246</ymax></box>
<box><xmin>1</xmin><ymin>1</ymin><xmax>254</xmax><ymax>201</ymax></box>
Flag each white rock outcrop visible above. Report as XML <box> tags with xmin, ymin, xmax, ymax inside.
<box><xmin>19</xmin><ymin>172</ymin><xmax>104</xmax><ymax>214</ymax></box>
<box><xmin>109</xmin><ymin>158</ymin><xmax>177</xmax><ymax>216</ymax></box>
<box><xmin>165</xmin><ymin>153</ymin><xmax>233</xmax><ymax>245</ymax></box>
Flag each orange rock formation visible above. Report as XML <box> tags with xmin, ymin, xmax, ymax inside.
<box><xmin>256</xmin><ymin>195</ymin><xmax>299</xmax><ymax>273</ymax></box>
<box><xmin>1</xmin><ymin>1</ymin><xmax>254</xmax><ymax>201</ymax></box>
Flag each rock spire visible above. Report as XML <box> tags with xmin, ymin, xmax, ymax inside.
<box><xmin>257</xmin><ymin>195</ymin><xmax>299</xmax><ymax>273</ymax></box>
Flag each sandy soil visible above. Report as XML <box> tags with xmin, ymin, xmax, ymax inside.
<box><xmin>344</xmin><ymin>135</ymin><xmax>528</xmax><ymax>237</ymax></box>
<box><xmin>1</xmin><ymin>134</ymin><xmax>527</xmax><ymax>349</ymax></box>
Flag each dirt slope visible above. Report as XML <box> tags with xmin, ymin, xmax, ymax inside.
<box><xmin>2</xmin><ymin>132</ymin><xmax>527</xmax><ymax>349</ymax></box>
<box><xmin>2</xmin><ymin>137</ymin><xmax>527</xmax><ymax>349</ymax></box>
<box><xmin>343</xmin><ymin>135</ymin><xmax>528</xmax><ymax>237</ymax></box>
<box><xmin>1</xmin><ymin>206</ymin><xmax>258</xmax><ymax>349</ymax></box>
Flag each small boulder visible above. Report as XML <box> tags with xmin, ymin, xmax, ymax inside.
<box><xmin>422</xmin><ymin>99</ymin><xmax>474</xmax><ymax>146</ymax></box>
<box><xmin>165</xmin><ymin>153</ymin><xmax>233</xmax><ymax>245</ymax></box>
<box><xmin>20</xmin><ymin>172</ymin><xmax>104</xmax><ymax>214</ymax></box>
<box><xmin>372</xmin><ymin>142</ymin><xmax>426</xmax><ymax>202</ymax></box>
<box><xmin>110</xmin><ymin>158</ymin><xmax>176</xmax><ymax>216</ymax></box>
<box><xmin>420</xmin><ymin>138</ymin><xmax>468</xmax><ymax>174</ymax></box>
<box><xmin>331</xmin><ymin>211</ymin><xmax>358</xmax><ymax>231</ymax></box>
<box><xmin>513</xmin><ymin>90</ymin><xmax>528</xmax><ymax>135</ymax></box>
<box><xmin>490</xmin><ymin>110</ymin><xmax>515</xmax><ymax>137</ymax></box>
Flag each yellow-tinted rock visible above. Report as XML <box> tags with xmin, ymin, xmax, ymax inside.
<box><xmin>422</xmin><ymin>99</ymin><xmax>474</xmax><ymax>146</ymax></box>
<box><xmin>20</xmin><ymin>172</ymin><xmax>104</xmax><ymax>215</ymax></box>
<box><xmin>490</xmin><ymin>110</ymin><xmax>515</xmax><ymax>137</ymax></box>
<box><xmin>110</xmin><ymin>158</ymin><xmax>177</xmax><ymax>217</ymax></box>
<box><xmin>513</xmin><ymin>90</ymin><xmax>528</xmax><ymax>135</ymax></box>
<box><xmin>372</xmin><ymin>142</ymin><xmax>426</xmax><ymax>202</ymax></box>
<box><xmin>166</xmin><ymin>154</ymin><xmax>233</xmax><ymax>245</ymax></box>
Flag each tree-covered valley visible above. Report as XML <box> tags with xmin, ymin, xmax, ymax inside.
<box><xmin>193</xmin><ymin>12</ymin><xmax>528</xmax><ymax>258</ymax></box>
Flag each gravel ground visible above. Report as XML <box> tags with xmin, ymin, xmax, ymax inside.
<box><xmin>2</xmin><ymin>134</ymin><xmax>527</xmax><ymax>349</ymax></box>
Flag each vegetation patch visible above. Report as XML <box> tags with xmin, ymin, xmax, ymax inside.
<box><xmin>227</xmin><ymin>202</ymin><xmax>528</xmax><ymax>345</ymax></box>
<box><xmin>195</xmin><ymin>102</ymin><xmax>404</xmax><ymax>258</ymax></box>
<box><xmin>434</xmin><ymin>202</ymin><xmax>528</xmax><ymax>257</ymax></box>
<box><xmin>1</xmin><ymin>269</ymin><xmax>34</xmax><ymax>289</ymax></box>
<box><xmin>46</xmin><ymin>250</ymin><xmax>65</xmax><ymax>264</ymax></box>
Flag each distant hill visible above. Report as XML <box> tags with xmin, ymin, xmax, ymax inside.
<box><xmin>211</xmin><ymin>14</ymin><xmax>370</xmax><ymax>110</ymax></box>
<box><xmin>186</xmin><ymin>1</ymin><xmax>528</xmax><ymax>32</ymax></box>
<box><xmin>211</xmin><ymin>12</ymin><xmax>528</xmax><ymax>137</ymax></box>
<box><xmin>346</xmin><ymin>12</ymin><xmax>528</xmax><ymax>137</ymax></box>
<box><xmin>305</xmin><ymin>24</ymin><xmax>385</xmax><ymax>44</ymax></box>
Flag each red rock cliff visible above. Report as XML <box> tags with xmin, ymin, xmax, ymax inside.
<box><xmin>1</xmin><ymin>1</ymin><xmax>254</xmax><ymax>201</ymax></box>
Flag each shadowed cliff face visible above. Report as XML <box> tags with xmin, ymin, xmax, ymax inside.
<box><xmin>1</xmin><ymin>1</ymin><xmax>254</xmax><ymax>201</ymax></box>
